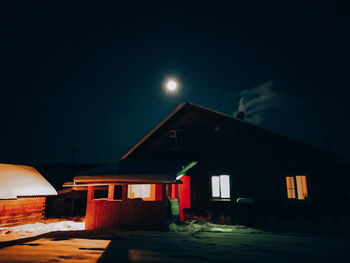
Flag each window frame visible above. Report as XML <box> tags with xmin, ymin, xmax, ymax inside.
<box><xmin>285</xmin><ymin>175</ymin><xmax>309</xmax><ymax>202</ymax></box>
<box><xmin>92</xmin><ymin>186</ymin><xmax>109</xmax><ymax>200</ymax></box>
<box><xmin>127</xmin><ymin>184</ymin><xmax>156</xmax><ymax>201</ymax></box>
<box><xmin>169</xmin><ymin>130</ymin><xmax>184</xmax><ymax>150</ymax></box>
<box><xmin>210</xmin><ymin>174</ymin><xmax>231</xmax><ymax>201</ymax></box>
<box><xmin>113</xmin><ymin>185</ymin><xmax>123</xmax><ymax>201</ymax></box>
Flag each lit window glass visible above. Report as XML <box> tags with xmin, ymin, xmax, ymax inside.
<box><xmin>285</xmin><ymin>175</ymin><xmax>308</xmax><ymax>200</ymax></box>
<box><xmin>296</xmin><ymin>175</ymin><xmax>308</xmax><ymax>200</ymax></box>
<box><xmin>211</xmin><ymin>176</ymin><xmax>220</xmax><ymax>197</ymax></box>
<box><xmin>286</xmin><ymin>177</ymin><xmax>296</xmax><ymax>199</ymax></box>
<box><xmin>128</xmin><ymin>184</ymin><xmax>155</xmax><ymax>201</ymax></box>
<box><xmin>220</xmin><ymin>175</ymin><xmax>230</xmax><ymax>198</ymax></box>
<box><xmin>211</xmin><ymin>175</ymin><xmax>230</xmax><ymax>199</ymax></box>
<box><xmin>141</xmin><ymin>184</ymin><xmax>150</xmax><ymax>198</ymax></box>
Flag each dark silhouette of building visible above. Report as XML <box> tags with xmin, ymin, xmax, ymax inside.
<box><xmin>122</xmin><ymin>102</ymin><xmax>344</xmax><ymax>224</ymax></box>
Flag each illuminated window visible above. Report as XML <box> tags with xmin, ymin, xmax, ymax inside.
<box><xmin>296</xmin><ymin>176</ymin><xmax>308</xmax><ymax>200</ymax></box>
<box><xmin>211</xmin><ymin>175</ymin><xmax>230</xmax><ymax>199</ymax></box>
<box><xmin>128</xmin><ymin>184</ymin><xmax>156</xmax><ymax>201</ymax></box>
<box><xmin>285</xmin><ymin>175</ymin><xmax>308</xmax><ymax>200</ymax></box>
<box><xmin>286</xmin><ymin>177</ymin><xmax>296</xmax><ymax>199</ymax></box>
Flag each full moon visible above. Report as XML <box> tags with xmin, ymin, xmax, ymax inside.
<box><xmin>166</xmin><ymin>80</ymin><xmax>177</xmax><ymax>91</ymax></box>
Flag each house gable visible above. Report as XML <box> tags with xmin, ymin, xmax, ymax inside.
<box><xmin>122</xmin><ymin>102</ymin><xmax>337</xmax><ymax>163</ymax></box>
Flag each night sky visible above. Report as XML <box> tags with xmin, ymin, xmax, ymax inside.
<box><xmin>1</xmin><ymin>1</ymin><xmax>350</xmax><ymax>164</ymax></box>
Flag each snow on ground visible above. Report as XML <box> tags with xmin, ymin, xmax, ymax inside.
<box><xmin>169</xmin><ymin>220</ymin><xmax>267</xmax><ymax>234</ymax></box>
<box><xmin>0</xmin><ymin>220</ymin><xmax>349</xmax><ymax>262</ymax></box>
<box><xmin>0</xmin><ymin>220</ymin><xmax>85</xmax><ymax>242</ymax></box>
<box><xmin>0</xmin><ymin>227</ymin><xmax>349</xmax><ymax>263</ymax></box>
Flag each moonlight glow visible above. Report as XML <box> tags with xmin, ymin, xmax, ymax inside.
<box><xmin>166</xmin><ymin>80</ymin><xmax>177</xmax><ymax>91</ymax></box>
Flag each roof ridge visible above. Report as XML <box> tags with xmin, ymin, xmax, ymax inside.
<box><xmin>184</xmin><ymin>103</ymin><xmax>338</xmax><ymax>156</ymax></box>
<box><xmin>122</xmin><ymin>102</ymin><xmax>338</xmax><ymax>160</ymax></box>
<box><xmin>121</xmin><ymin>103</ymin><xmax>188</xmax><ymax>159</ymax></box>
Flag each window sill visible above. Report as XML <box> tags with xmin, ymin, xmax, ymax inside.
<box><xmin>286</xmin><ymin>198</ymin><xmax>311</xmax><ymax>203</ymax></box>
<box><xmin>210</xmin><ymin>198</ymin><xmax>231</xmax><ymax>202</ymax></box>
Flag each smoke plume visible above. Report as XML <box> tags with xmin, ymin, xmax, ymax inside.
<box><xmin>234</xmin><ymin>81</ymin><xmax>281</xmax><ymax>124</ymax></box>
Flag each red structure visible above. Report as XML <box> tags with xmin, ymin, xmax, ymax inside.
<box><xmin>65</xmin><ymin>160</ymin><xmax>196</xmax><ymax>230</ymax></box>
<box><xmin>179</xmin><ymin>175</ymin><xmax>191</xmax><ymax>220</ymax></box>
<box><xmin>166</xmin><ymin>176</ymin><xmax>191</xmax><ymax>220</ymax></box>
<box><xmin>85</xmin><ymin>184</ymin><xmax>167</xmax><ymax>230</ymax></box>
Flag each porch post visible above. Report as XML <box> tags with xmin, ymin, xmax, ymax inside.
<box><xmin>122</xmin><ymin>184</ymin><xmax>128</xmax><ymax>200</ymax></box>
<box><xmin>108</xmin><ymin>184</ymin><xmax>114</xmax><ymax>200</ymax></box>
<box><xmin>87</xmin><ymin>186</ymin><xmax>94</xmax><ymax>201</ymax></box>
<box><xmin>162</xmin><ymin>184</ymin><xmax>168</xmax><ymax>229</ymax></box>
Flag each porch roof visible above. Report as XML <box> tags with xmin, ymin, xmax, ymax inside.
<box><xmin>72</xmin><ymin>159</ymin><xmax>197</xmax><ymax>185</ymax></box>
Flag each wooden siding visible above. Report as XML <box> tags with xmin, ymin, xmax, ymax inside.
<box><xmin>85</xmin><ymin>186</ymin><xmax>167</xmax><ymax>230</ymax></box>
<box><xmin>85</xmin><ymin>199</ymin><xmax>166</xmax><ymax>230</ymax></box>
<box><xmin>0</xmin><ymin>197</ymin><xmax>46</xmax><ymax>227</ymax></box>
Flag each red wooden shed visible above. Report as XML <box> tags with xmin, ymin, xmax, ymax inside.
<box><xmin>65</xmin><ymin>160</ymin><xmax>197</xmax><ymax>230</ymax></box>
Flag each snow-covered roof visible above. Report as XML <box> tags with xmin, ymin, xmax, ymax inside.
<box><xmin>0</xmin><ymin>164</ymin><xmax>57</xmax><ymax>199</ymax></box>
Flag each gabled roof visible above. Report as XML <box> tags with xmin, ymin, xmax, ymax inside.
<box><xmin>122</xmin><ymin>102</ymin><xmax>338</xmax><ymax>160</ymax></box>
<box><xmin>0</xmin><ymin>163</ymin><xmax>57</xmax><ymax>199</ymax></box>
<box><xmin>122</xmin><ymin>103</ymin><xmax>187</xmax><ymax>159</ymax></box>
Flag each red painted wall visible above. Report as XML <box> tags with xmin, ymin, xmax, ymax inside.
<box><xmin>167</xmin><ymin>184</ymin><xmax>179</xmax><ymax>199</ymax></box>
<box><xmin>85</xmin><ymin>185</ymin><xmax>167</xmax><ymax>230</ymax></box>
<box><xmin>179</xmin><ymin>176</ymin><xmax>191</xmax><ymax>220</ymax></box>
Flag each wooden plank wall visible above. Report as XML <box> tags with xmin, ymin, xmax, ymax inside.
<box><xmin>0</xmin><ymin>197</ymin><xmax>46</xmax><ymax>227</ymax></box>
<box><xmin>85</xmin><ymin>199</ymin><xmax>166</xmax><ymax>230</ymax></box>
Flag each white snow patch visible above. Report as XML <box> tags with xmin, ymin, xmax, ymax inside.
<box><xmin>236</xmin><ymin>197</ymin><xmax>254</xmax><ymax>204</ymax></box>
<box><xmin>0</xmin><ymin>220</ymin><xmax>85</xmax><ymax>241</ymax></box>
<box><xmin>0</xmin><ymin>163</ymin><xmax>57</xmax><ymax>199</ymax></box>
<box><xmin>169</xmin><ymin>220</ymin><xmax>266</xmax><ymax>234</ymax></box>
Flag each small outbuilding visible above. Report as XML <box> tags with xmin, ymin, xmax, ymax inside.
<box><xmin>65</xmin><ymin>159</ymin><xmax>196</xmax><ymax>230</ymax></box>
<box><xmin>0</xmin><ymin>163</ymin><xmax>57</xmax><ymax>227</ymax></box>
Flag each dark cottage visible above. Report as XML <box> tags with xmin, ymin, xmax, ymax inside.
<box><xmin>121</xmin><ymin>103</ymin><xmax>343</xmax><ymax>224</ymax></box>
<box><xmin>66</xmin><ymin>102</ymin><xmax>344</xmax><ymax>230</ymax></box>
<box><xmin>0</xmin><ymin>164</ymin><xmax>57</xmax><ymax>227</ymax></box>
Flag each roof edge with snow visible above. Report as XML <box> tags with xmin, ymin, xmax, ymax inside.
<box><xmin>0</xmin><ymin>164</ymin><xmax>57</xmax><ymax>200</ymax></box>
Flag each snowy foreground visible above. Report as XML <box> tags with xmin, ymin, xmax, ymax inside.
<box><xmin>0</xmin><ymin>220</ymin><xmax>349</xmax><ymax>262</ymax></box>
